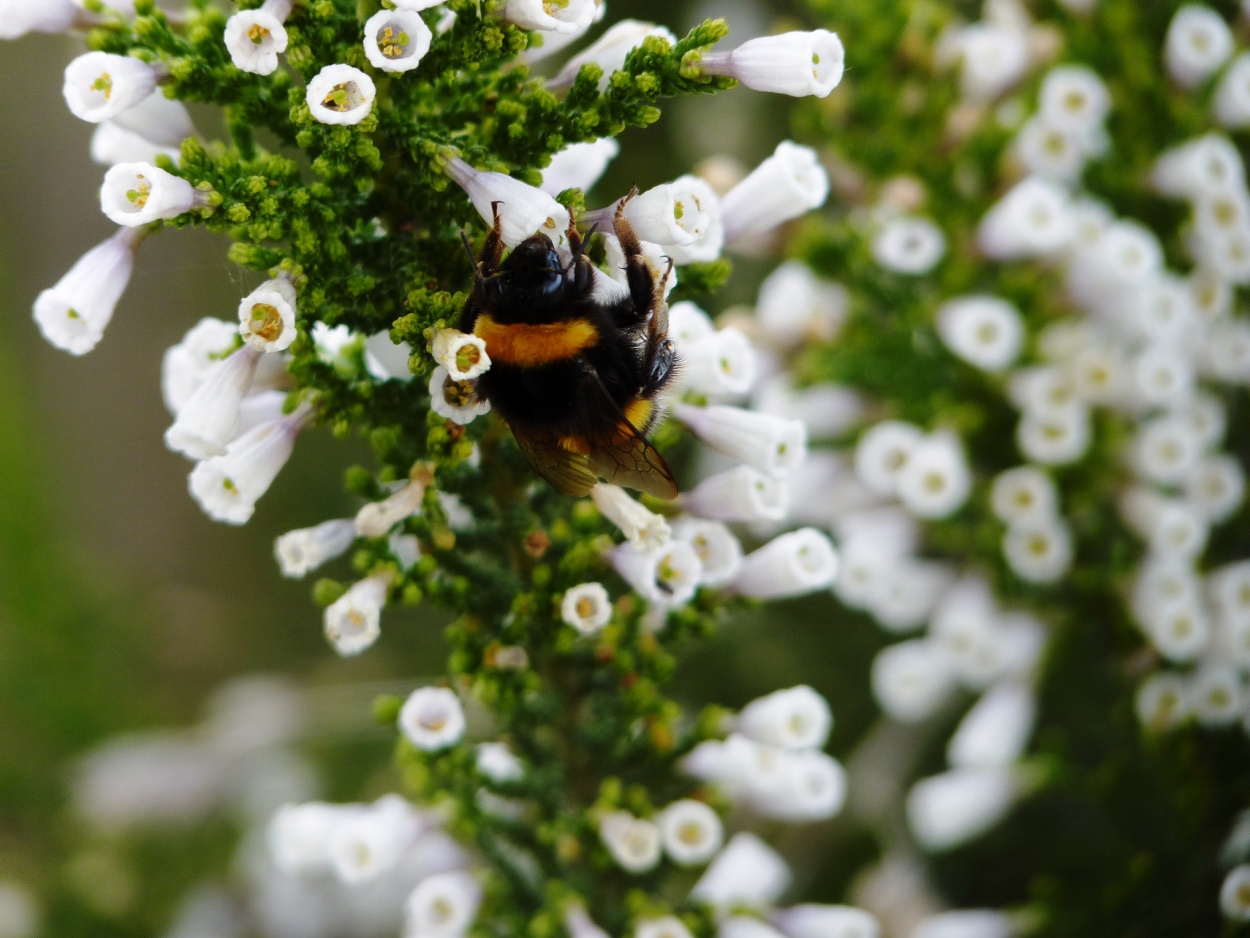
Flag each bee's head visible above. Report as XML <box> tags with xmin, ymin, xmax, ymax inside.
<box><xmin>480</xmin><ymin>233</ymin><xmax>591</xmax><ymax>320</ymax></box>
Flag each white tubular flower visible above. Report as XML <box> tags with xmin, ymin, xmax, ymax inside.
<box><xmin>754</xmin><ymin>260</ymin><xmax>848</xmax><ymax>347</ymax></box>
<box><xmin>947</xmin><ymin>682</ymin><xmax>1036</xmax><ymax>769</ymax></box>
<box><xmin>275</xmin><ymin>518</ymin><xmax>355</xmax><ymax>578</ymax></box>
<box><xmin>1202</xmin><ymin>318</ymin><xmax>1250</xmax><ymax>380</ymax></box>
<box><xmin>1219</xmin><ymin>857</ymin><xmax>1250</xmax><ymax>924</ymax></box>
<box><xmin>1002</xmin><ymin>519</ymin><xmax>1073</xmax><ymax>584</ymax></box>
<box><xmin>90</xmin><ymin>121</ymin><xmax>180</xmax><ymax>167</ymax></box>
<box><xmin>870</xmin><ymin>639</ymin><xmax>956</xmax><ymax>722</ymax></box>
<box><xmin>1135</xmin><ymin>671</ymin><xmax>1190</xmax><ymax>732</ymax></box>
<box><xmin>476</xmin><ymin>742</ymin><xmax>524</xmax><ymax>783</ymax></box>
<box><xmin>694</xmin><ymin>30</ymin><xmax>844</xmax><ymax>98</ymax></box>
<box><xmin>1189</xmin><ymin>664</ymin><xmax>1243</xmax><ymax>727</ymax></box>
<box><xmin>323</xmin><ymin>573</ymin><xmax>391</xmax><ymax>656</ymax></box>
<box><xmin>1143</xmin><ymin>598</ymin><xmax>1209</xmax><ymax>663</ymax></box>
<box><xmin>161</xmin><ymin>318</ymin><xmax>239</xmax><ymax>414</ymax></box>
<box><xmin>33</xmin><ymin>226</ymin><xmax>143</xmax><ymax>356</ymax></box>
<box><xmin>869</xmin><ymin>560</ymin><xmax>955</xmax><ymax>633</ymax></box>
<box><xmin>1184</xmin><ymin>454</ymin><xmax>1246</xmax><ymax>522</ymax></box>
<box><xmin>734</xmin><ymin>528</ymin><xmax>838</xmax><ymax>600</ymax></box>
<box><xmin>773</xmin><ymin>905</ymin><xmax>880</xmax><ymax>938</ymax></box>
<box><xmin>719</xmin><ymin>918</ymin><xmax>787</xmax><ymax>938</ymax></box>
<box><xmin>550</xmin><ymin>20</ymin><xmax>676</xmax><ymax>90</ymax></box>
<box><xmin>1211</xmin><ymin>561</ymin><xmax>1250</xmax><ymax>623</ymax></box>
<box><xmin>955</xmin><ymin>23</ymin><xmax>1028</xmax><ymax>102</ymax></box>
<box><xmin>668</xmin><ymin>302</ymin><xmax>715</xmax><ymax>343</ymax></box>
<box><xmin>721</xmin><ymin>141</ymin><xmax>829</xmax><ymax>244</ymax></box>
<box><xmin>831</xmin><ymin>529</ymin><xmax>904</xmax><ymax>610</ymax></box>
<box><xmin>431</xmin><ymin>327</ymin><xmax>491</xmax><ymax>381</ymax></box>
<box><xmin>637</xmin><ymin>916</ymin><xmax>695</xmax><ymax>938</ymax></box>
<box><xmin>910</xmin><ymin>911</ymin><xmax>1013</xmax><ymax>938</ymax></box>
<box><xmin>224</xmin><ymin>0</ymin><xmax>292</xmax><ymax>75</ymax></box>
<box><xmin>598</xmin><ymin>811</ymin><xmax>662</xmax><ymax>874</ymax></box>
<box><xmin>617</xmin><ymin>178</ymin><xmax>716</xmax><ymax>248</ymax></box>
<box><xmin>429</xmin><ymin>366</ymin><xmax>490</xmax><ymax>424</ymax></box>
<box><xmin>403</xmin><ymin>871</ymin><xmax>482</xmax><ymax>937</ymax></box>
<box><xmin>1131</xmin><ymin>415</ymin><xmax>1202</xmax><ymax>487</ymax></box>
<box><xmin>655</xmin><ymin>175</ymin><xmax>725</xmax><ymax>264</ymax></box>
<box><xmin>108</xmin><ymin>90</ymin><xmax>196</xmax><ymax>149</ymax></box>
<box><xmin>540</xmin><ymin>138</ymin><xmax>619</xmax><ymax>195</ymax></box>
<box><xmin>560</xmin><ymin>582</ymin><xmax>613</xmax><ymax>634</ymax></box>
<box><xmin>306</xmin><ymin>64</ymin><xmax>376</xmax><ymax>126</ymax></box>
<box><xmin>445</xmin><ymin>155</ymin><xmax>568</xmax><ymax>249</ymax></box>
<box><xmin>1009</xmin><ymin>365</ymin><xmax>1080</xmax><ymax>416</ymax></box>
<box><xmin>364</xmin><ymin>9</ymin><xmax>432</xmax><ymax>73</ymax></box>
<box><xmin>1016</xmin><ymin>406</ymin><xmax>1091</xmax><ymax>465</ymax></box>
<box><xmin>1221</xmin><ymin>865</ymin><xmax>1250</xmax><ymax>921</ymax></box>
<box><xmin>673</xmin><ymin>403</ymin><xmax>807</xmax><ymax>478</ymax></box>
<box><xmin>907</xmin><ymin>767</ymin><xmax>1019</xmax><ymax>852</ymax></box>
<box><xmin>166</xmin><ymin>345</ymin><xmax>263</xmax><ymax>459</ymax></box>
<box><xmin>684</xmin><ymin>466</ymin><xmax>789</xmax><ymax>522</ymax></box>
<box><xmin>63</xmin><ymin>52</ymin><xmax>157</xmax><ymax>123</ymax></box>
<box><xmin>978</xmin><ymin>176</ymin><xmax>1073</xmax><ymax>259</ymax></box>
<box><xmin>658</xmin><ymin>799</ymin><xmax>723</xmax><ymax>866</ymax></box>
<box><xmin>690</xmin><ymin>832</ymin><xmax>792</xmax><ymax>910</ymax></box>
<box><xmin>399</xmin><ymin>686</ymin><xmax>466</xmax><ymax>751</ymax></box>
<box><xmin>238</xmin><ymin>277</ymin><xmax>298</xmax><ymax>352</ymax></box>
<box><xmin>872</xmin><ymin>217</ymin><xmax>947</xmax><ymax>274</ymax></box>
<box><xmin>895</xmin><ymin>432</ymin><xmax>971</xmax><ymax>520</ymax></box>
<box><xmin>1152</xmin><ymin>134</ymin><xmax>1245</xmax><ymax>200</ymax></box>
<box><xmin>0</xmin><ymin>0</ymin><xmax>81</xmax><ymax>39</ymax></box>
<box><xmin>329</xmin><ymin>796</ymin><xmax>423</xmax><ymax>884</ymax></box>
<box><xmin>355</xmin><ymin>471</ymin><xmax>432</xmax><ymax>539</ymax></box>
<box><xmin>1165</xmin><ymin>4</ymin><xmax>1232</xmax><ymax>88</ymax></box>
<box><xmin>101</xmin><ymin>161</ymin><xmax>204</xmax><ymax>226</ymax></box>
<box><xmin>1012</xmin><ymin>117</ymin><xmax>1089</xmax><ymax>184</ymax></box>
<box><xmin>1129</xmin><ymin>345</ymin><xmax>1193</xmax><ymax>408</ymax></box>
<box><xmin>736</xmin><ymin>685</ymin><xmax>832</xmax><ymax>751</ymax></box>
<box><xmin>592</xmin><ymin>482</ymin><xmax>671</xmax><ymax>551</ymax></box>
<box><xmin>1038</xmin><ymin>65</ymin><xmax>1110</xmax><ymax>131</ymax></box>
<box><xmin>268</xmin><ymin>801</ymin><xmax>358</xmax><ymax>874</ymax></box>
<box><xmin>610</xmin><ymin>540</ymin><xmax>703</xmax><ymax>606</ymax></box>
<box><xmin>565</xmin><ymin>906</ymin><xmax>612</xmax><ymax>938</ymax></box>
<box><xmin>754</xmin><ymin>377</ymin><xmax>864</xmax><ymax>440</ymax></box>
<box><xmin>1215</xmin><ymin>53</ymin><xmax>1250</xmax><ymax>128</ymax></box>
<box><xmin>501</xmin><ymin>0</ymin><xmax>595</xmax><ymax>33</ymax></box>
<box><xmin>935</xmin><ymin>295</ymin><xmax>1024</xmax><ymax>371</ymax></box>
<box><xmin>854</xmin><ymin>420</ymin><xmax>923</xmax><ymax>496</ymax></box>
<box><xmin>990</xmin><ymin>466</ymin><xmax>1057</xmax><ymax>526</ymax></box>
<box><xmin>671</xmin><ymin>517</ymin><xmax>743</xmax><ymax>588</ymax></box>
<box><xmin>761</xmin><ymin>750</ymin><xmax>847</xmax><ymax>821</ymax></box>
<box><xmin>678</xmin><ymin>327</ymin><xmax>758</xmax><ymax>399</ymax></box>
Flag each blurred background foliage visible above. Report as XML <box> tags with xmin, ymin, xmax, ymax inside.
<box><xmin>2</xmin><ymin>0</ymin><xmax>1250</xmax><ymax>936</ymax></box>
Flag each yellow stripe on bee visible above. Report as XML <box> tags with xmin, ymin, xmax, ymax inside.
<box><xmin>473</xmin><ymin>314</ymin><xmax>599</xmax><ymax>366</ymax></box>
<box><xmin>623</xmin><ymin>398</ymin><xmax>653</xmax><ymax>432</ymax></box>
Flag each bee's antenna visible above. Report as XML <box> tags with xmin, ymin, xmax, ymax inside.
<box><xmin>460</xmin><ymin>231</ymin><xmax>481</xmax><ymax>281</ymax></box>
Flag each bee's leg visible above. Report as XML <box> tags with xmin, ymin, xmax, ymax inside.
<box><xmin>612</xmin><ymin>187</ymin><xmax>660</xmax><ymax>325</ymax></box>
<box><xmin>477</xmin><ymin>200</ymin><xmax>507</xmax><ymax>274</ymax></box>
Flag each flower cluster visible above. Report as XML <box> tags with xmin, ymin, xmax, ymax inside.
<box><xmin>3</xmin><ymin>0</ymin><xmax>884</xmax><ymax>935</ymax></box>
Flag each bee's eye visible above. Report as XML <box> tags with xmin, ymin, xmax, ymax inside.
<box><xmin>538</xmin><ymin>270</ymin><xmax>566</xmax><ymax>299</ymax></box>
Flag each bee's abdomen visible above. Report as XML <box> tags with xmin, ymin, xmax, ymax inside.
<box><xmin>480</xmin><ymin>361</ymin><xmax>587</xmax><ymax>428</ymax></box>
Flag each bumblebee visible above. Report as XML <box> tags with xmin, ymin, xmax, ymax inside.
<box><xmin>459</xmin><ymin>194</ymin><xmax>679</xmax><ymax>499</ymax></box>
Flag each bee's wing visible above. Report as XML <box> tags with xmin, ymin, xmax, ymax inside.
<box><xmin>580</xmin><ymin>363</ymin><xmax>679</xmax><ymax>501</ymax></box>
<box><xmin>509</xmin><ymin>424</ymin><xmax>600</xmax><ymax>497</ymax></box>
<box><xmin>586</xmin><ymin>423</ymin><xmax>679</xmax><ymax>500</ymax></box>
